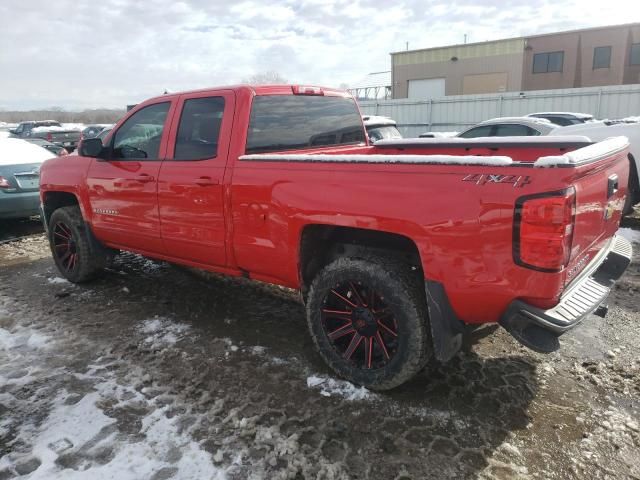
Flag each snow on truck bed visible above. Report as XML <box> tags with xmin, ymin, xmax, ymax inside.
<box><xmin>241</xmin><ymin>136</ymin><xmax>628</xmax><ymax>167</ymax></box>
<box><xmin>375</xmin><ymin>135</ymin><xmax>593</xmax><ymax>146</ymax></box>
<box><xmin>534</xmin><ymin>136</ymin><xmax>629</xmax><ymax>167</ymax></box>
<box><xmin>0</xmin><ymin>138</ymin><xmax>54</xmax><ymax>165</ymax></box>
<box><xmin>240</xmin><ymin>153</ymin><xmax>514</xmax><ymax>166</ymax></box>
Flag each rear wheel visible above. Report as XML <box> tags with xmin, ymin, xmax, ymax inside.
<box><xmin>48</xmin><ymin>206</ymin><xmax>107</xmax><ymax>283</ymax></box>
<box><xmin>306</xmin><ymin>256</ymin><xmax>431</xmax><ymax>390</ymax></box>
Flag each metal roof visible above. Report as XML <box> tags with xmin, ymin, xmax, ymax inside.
<box><xmin>349</xmin><ymin>71</ymin><xmax>391</xmax><ymax>90</ymax></box>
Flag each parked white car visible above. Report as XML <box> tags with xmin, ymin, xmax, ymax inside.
<box><xmin>362</xmin><ymin>115</ymin><xmax>402</xmax><ymax>142</ymax></box>
<box><xmin>527</xmin><ymin>112</ymin><xmax>596</xmax><ymax>126</ymax></box>
<box><xmin>550</xmin><ymin>120</ymin><xmax>640</xmax><ymax>213</ymax></box>
<box><xmin>454</xmin><ymin>115</ymin><xmax>640</xmax><ymax>214</ymax></box>
<box><xmin>456</xmin><ymin>117</ymin><xmax>558</xmax><ymax>138</ymax></box>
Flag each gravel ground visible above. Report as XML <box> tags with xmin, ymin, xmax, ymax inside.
<box><xmin>0</xmin><ymin>217</ymin><xmax>638</xmax><ymax>479</ymax></box>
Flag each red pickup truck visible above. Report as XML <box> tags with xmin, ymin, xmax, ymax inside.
<box><xmin>39</xmin><ymin>85</ymin><xmax>632</xmax><ymax>390</ymax></box>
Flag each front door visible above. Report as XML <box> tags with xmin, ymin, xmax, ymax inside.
<box><xmin>86</xmin><ymin>101</ymin><xmax>174</xmax><ymax>253</ymax></box>
<box><xmin>157</xmin><ymin>91</ymin><xmax>234</xmax><ymax>266</ymax></box>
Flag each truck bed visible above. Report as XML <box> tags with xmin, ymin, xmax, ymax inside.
<box><xmin>234</xmin><ymin>136</ymin><xmax>630</xmax><ymax>324</ymax></box>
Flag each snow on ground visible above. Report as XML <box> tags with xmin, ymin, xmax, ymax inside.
<box><xmin>306</xmin><ymin>375</ymin><xmax>373</xmax><ymax>401</ymax></box>
<box><xmin>0</xmin><ymin>295</ymin><xmax>225</xmax><ymax>479</ymax></box>
<box><xmin>137</xmin><ymin>316</ymin><xmax>191</xmax><ymax>349</ymax></box>
<box><xmin>619</xmin><ymin>227</ymin><xmax>640</xmax><ymax>244</ymax></box>
<box><xmin>47</xmin><ymin>277</ymin><xmax>70</xmax><ymax>285</ymax></box>
<box><xmin>61</xmin><ymin>123</ymin><xmax>85</xmax><ymax>131</ymax></box>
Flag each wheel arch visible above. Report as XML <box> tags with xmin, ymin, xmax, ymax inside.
<box><xmin>42</xmin><ymin>190</ymin><xmax>81</xmax><ymax>227</ymax></box>
<box><xmin>298</xmin><ymin>224</ymin><xmax>424</xmax><ymax>300</ymax></box>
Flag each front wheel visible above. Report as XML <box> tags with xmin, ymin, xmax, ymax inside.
<box><xmin>306</xmin><ymin>256</ymin><xmax>431</xmax><ymax>391</ymax></box>
<box><xmin>48</xmin><ymin>206</ymin><xmax>106</xmax><ymax>283</ymax></box>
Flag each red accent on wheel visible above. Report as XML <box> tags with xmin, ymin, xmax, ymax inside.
<box><xmin>52</xmin><ymin>222</ymin><xmax>78</xmax><ymax>273</ymax></box>
<box><xmin>321</xmin><ymin>281</ymin><xmax>399</xmax><ymax>370</ymax></box>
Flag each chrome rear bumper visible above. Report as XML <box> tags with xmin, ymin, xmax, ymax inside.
<box><xmin>500</xmin><ymin>235</ymin><xmax>632</xmax><ymax>352</ymax></box>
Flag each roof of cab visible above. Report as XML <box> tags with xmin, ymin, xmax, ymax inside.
<box><xmin>141</xmin><ymin>84</ymin><xmax>352</xmax><ymax>104</ymax></box>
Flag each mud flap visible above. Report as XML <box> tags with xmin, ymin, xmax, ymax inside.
<box><xmin>424</xmin><ymin>280</ymin><xmax>464</xmax><ymax>362</ymax></box>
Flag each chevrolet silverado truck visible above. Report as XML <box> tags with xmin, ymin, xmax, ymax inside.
<box><xmin>39</xmin><ymin>85</ymin><xmax>633</xmax><ymax>390</ymax></box>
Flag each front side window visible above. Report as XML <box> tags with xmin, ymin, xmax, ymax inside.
<box><xmin>112</xmin><ymin>102</ymin><xmax>170</xmax><ymax>160</ymax></box>
<box><xmin>593</xmin><ymin>46</ymin><xmax>611</xmax><ymax>69</ymax></box>
<box><xmin>246</xmin><ymin>95</ymin><xmax>365</xmax><ymax>154</ymax></box>
<box><xmin>458</xmin><ymin>125</ymin><xmax>493</xmax><ymax>138</ymax></box>
<box><xmin>174</xmin><ymin>97</ymin><xmax>225</xmax><ymax>161</ymax></box>
<box><xmin>631</xmin><ymin>43</ymin><xmax>640</xmax><ymax>65</ymax></box>
<box><xmin>533</xmin><ymin>51</ymin><xmax>564</xmax><ymax>73</ymax></box>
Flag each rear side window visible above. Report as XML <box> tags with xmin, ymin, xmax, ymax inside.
<box><xmin>458</xmin><ymin>125</ymin><xmax>493</xmax><ymax>138</ymax></box>
<box><xmin>174</xmin><ymin>97</ymin><xmax>225</xmax><ymax>161</ymax></box>
<box><xmin>112</xmin><ymin>102</ymin><xmax>170</xmax><ymax>160</ymax></box>
<box><xmin>494</xmin><ymin>124</ymin><xmax>540</xmax><ymax>136</ymax></box>
<box><xmin>245</xmin><ymin>95</ymin><xmax>365</xmax><ymax>154</ymax></box>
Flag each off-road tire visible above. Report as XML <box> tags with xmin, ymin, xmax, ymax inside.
<box><xmin>48</xmin><ymin>206</ymin><xmax>107</xmax><ymax>283</ymax></box>
<box><xmin>306</xmin><ymin>256</ymin><xmax>431</xmax><ymax>391</ymax></box>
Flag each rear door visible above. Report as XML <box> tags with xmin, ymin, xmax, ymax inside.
<box><xmin>157</xmin><ymin>91</ymin><xmax>234</xmax><ymax>266</ymax></box>
<box><xmin>86</xmin><ymin>100</ymin><xmax>174</xmax><ymax>253</ymax></box>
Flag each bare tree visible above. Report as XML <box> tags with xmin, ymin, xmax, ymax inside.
<box><xmin>242</xmin><ymin>71</ymin><xmax>288</xmax><ymax>85</ymax></box>
<box><xmin>0</xmin><ymin>109</ymin><xmax>125</xmax><ymax>124</ymax></box>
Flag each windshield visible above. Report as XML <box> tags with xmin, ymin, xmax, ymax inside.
<box><xmin>367</xmin><ymin>125</ymin><xmax>402</xmax><ymax>142</ymax></box>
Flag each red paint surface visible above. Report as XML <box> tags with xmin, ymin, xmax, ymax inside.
<box><xmin>40</xmin><ymin>85</ymin><xmax>629</xmax><ymax>325</ymax></box>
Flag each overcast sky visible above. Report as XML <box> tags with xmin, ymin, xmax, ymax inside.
<box><xmin>1</xmin><ymin>0</ymin><xmax>639</xmax><ymax>110</ymax></box>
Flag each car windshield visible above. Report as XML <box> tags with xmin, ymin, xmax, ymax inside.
<box><xmin>367</xmin><ymin>125</ymin><xmax>402</xmax><ymax>142</ymax></box>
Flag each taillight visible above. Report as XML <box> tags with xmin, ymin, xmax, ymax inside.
<box><xmin>47</xmin><ymin>132</ymin><xmax>53</xmax><ymax>142</ymax></box>
<box><xmin>292</xmin><ymin>85</ymin><xmax>324</xmax><ymax>96</ymax></box>
<box><xmin>514</xmin><ymin>188</ymin><xmax>576</xmax><ymax>272</ymax></box>
<box><xmin>0</xmin><ymin>176</ymin><xmax>10</xmax><ymax>189</ymax></box>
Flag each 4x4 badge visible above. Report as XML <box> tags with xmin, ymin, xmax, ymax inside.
<box><xmin>463</xmin><ymin>174</ymin><xmax>532</xmax><ymax>188</ymax></box>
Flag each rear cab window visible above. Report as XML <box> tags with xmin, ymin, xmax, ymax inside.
<box><xmin>245</xmin><ymin>95</ymin><xmax>365</xmax><ymax>154</ymax></box>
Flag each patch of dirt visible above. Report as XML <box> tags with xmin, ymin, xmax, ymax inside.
<box><xmin>0</xmin><ymin>222</ymin><xmax>638</xmax><ymax>479</ymax></box>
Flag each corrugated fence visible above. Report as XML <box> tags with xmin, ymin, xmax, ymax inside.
<box><xmin>358</xmin><ymin>84</ymin><xmax>640</xmax><ymax>137</ymax></box>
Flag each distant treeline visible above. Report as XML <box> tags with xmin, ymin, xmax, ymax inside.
<box><xmin>0</xmin><ymin>109</ymin><xmax>126</xmax><ymax>124</ymax></box>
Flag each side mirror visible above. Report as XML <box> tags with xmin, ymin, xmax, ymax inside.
<box><xmin>79</xmin><ymin>137</ymin><xmax>104</xmax><ymax>158</ymax></box>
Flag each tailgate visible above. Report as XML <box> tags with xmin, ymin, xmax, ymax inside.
<box><xmin>0</xmin><ymin>163</ymin><xmax>42</xmax><ymax>193</ymax></box>
<box><xmin>49</xmin><ymin>131</ymin><xmax>80</xmax><ymax>144</ymax></box>
<box><xmin>537</xmin><ymin>137</ymin><xmax>630</xmax><ymax>286</ymax></box>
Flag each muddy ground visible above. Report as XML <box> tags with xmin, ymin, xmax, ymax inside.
<box><xmin>0</xmin><ymin>217</ymin><xmax>638</xmax><ymax>479</ymax></box>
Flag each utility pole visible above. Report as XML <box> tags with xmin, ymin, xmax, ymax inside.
<box><xmin>406</xmin><ymin>41</ymin><xmax>409</xmax><ymax>51</ymax></box>
<box><xmin>464</xmin><ymin>34</ymin><xmax>467</xmax><ymax>44</ymax></box>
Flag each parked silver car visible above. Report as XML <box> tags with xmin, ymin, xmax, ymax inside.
<box><xmin>0</xmin><ymin>139</ymin><xmax>53</xmax><ymax>219</ymax></box>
